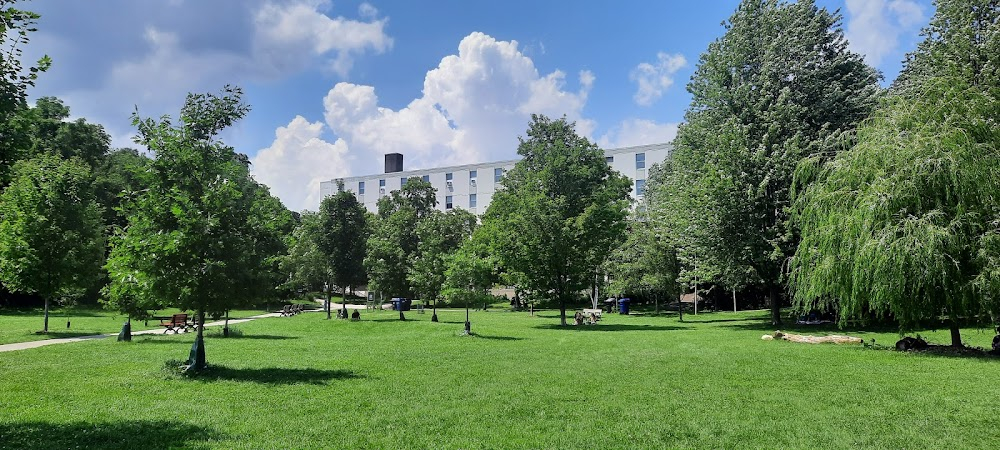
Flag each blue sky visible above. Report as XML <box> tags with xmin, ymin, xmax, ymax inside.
<box><xmin>24</xmin><ymin>0</ymin><xmax>931</xmax><ymax>211</ymax></box>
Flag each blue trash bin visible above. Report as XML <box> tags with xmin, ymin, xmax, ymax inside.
<box><xmin>391</xmin><ymin>298</ymin><xmax>401</xmax><ymax>311</ymax></box>
<box><xmin>619</xmin><ymin>298</ymin><xmax>630</xmax><ymax>315</ymax></box>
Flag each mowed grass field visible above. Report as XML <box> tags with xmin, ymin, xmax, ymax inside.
<box><xmin>1</xmin><ymin>308</ymin><xmax>997</xmax><ymax>449</ymax></box>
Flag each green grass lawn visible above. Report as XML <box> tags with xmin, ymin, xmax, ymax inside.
<box><xmin>1</xmin><ymin>308</ymin><xmax>997</xmax><ymax>449</ymax></box>
<box><xmin>0</xmin><ymin>299</ymin><xmax>322</xmax><ymax>345</ymax></box>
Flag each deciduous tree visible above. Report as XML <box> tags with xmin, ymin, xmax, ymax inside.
<box><xmin>0</xmin><ymin>154</ymin><xmax>104</xmax><ymax>332</ymax></box>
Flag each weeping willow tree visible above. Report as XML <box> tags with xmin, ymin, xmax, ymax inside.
<box><xmin>791</xmin><ymin>77</ymin><xmax>1000</xmax><ymax>346</ymax></box>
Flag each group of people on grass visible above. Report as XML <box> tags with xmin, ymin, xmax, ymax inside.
<box><xmin>573</xmin><ymin>311</ymin><xmax>599</xmax><ymax>326</ymax></box>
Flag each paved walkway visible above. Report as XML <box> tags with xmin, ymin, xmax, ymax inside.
<box><xmin>0</xmin><ymin>311</ymin><xmax>312</xmax><ymax>353</ymax></box>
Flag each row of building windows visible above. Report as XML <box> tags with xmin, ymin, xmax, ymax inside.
<box><xmin>445</xmin><ymin>194</ymin><xmax>477</xmax><ymax>210</ymax></box>
<box><xmin>355</xmin><ymin>153</ymin><xmax>646</xmax><ymax>198</ymax></box>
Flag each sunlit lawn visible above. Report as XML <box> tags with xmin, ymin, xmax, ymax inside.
<box><xmin>1</xmin><ymin>308</ymin><xmax>997</xmax><ymax>449</ymax></box>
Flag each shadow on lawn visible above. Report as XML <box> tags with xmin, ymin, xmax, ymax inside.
<box><xmin>0</xmin><ymin>420</ymin><xmax>221</xmax><ymax>450</ymax></box>
<box><xmin>534</xmin><ymin>324</ymin><xmax>690</xmax><ymax>332</ymax></box>
<box><xmin>185</xmin><ymin>366</ymin><xmax>363</xmax><ymax>385</ymax></box>
<box><xmin>473</xmin><ymin>334</ymin><xmax>524</xmax><ymax>341</ymax></box>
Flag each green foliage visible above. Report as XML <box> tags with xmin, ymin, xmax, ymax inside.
<box><xmin>648</xmin><ymin>0</ymin><xmax>881</xmax><ymax>324</ymax></box>
<box><xmin>792</xmin><ymin>77</ymin><xmax>1000</xmax><ymax>333</ymax></box>
<box><xmin>0</xmin><ymin>0</ymin><xmax>51</xmax><ymax>186</ymax></box>
<box><xmin>24</xmin><ymin>97</ymin><xmax>111</xmax><ymax>169</ymax></box>
<box><xmin>105</xmin><ymin>86</ymin><xmax>288</xmax><ymax>319</ymax></box>
<box><xmin>410</xmin><ymin>208</ymin><xmax>477</xmax><ymax>303</ymax></box>
<box><xmin>0</xmin><ymin>154</ymin><xmax>104</xmax><ymax>329</ymax></box>
<box><xmin>483</xmin><ymin>115</ymin><xmax>631</xmax><ymax>324</ymax></box>
<box><xmin>895</xmin><ymin>0</ymin><xmax>1000</xmax><ymax>91</ymax></box>
<box><xmin>604</xmin><ymin>215</ymin><xmax>680</xmax><ymax>302</ymax></box>
<box><xmin>317</xmin><ymin>181</ymin><xmax>368</xmax><ymax>295</ymax></box>
<box><xmin>365</xmin><ymin>178</ymin><xmax>437</xmax><ymax>298</ymax></box>
<box><xmin>93</xmin><ymin>148</ymin><xmax>153</xmax><ymax>231</ymax></box>
<box><xmin>279</xmin><ymin>212</ymin><xmax>328</xmax><ymax>294</ymax></box>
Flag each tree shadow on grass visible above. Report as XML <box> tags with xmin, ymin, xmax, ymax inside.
<box><xmin>182</xmin><ymin>366</ymin><xmax>363</xmax><ymax>385</ymax></box>
<box><xmin>208</xmin><ymin>334</ymin><xmax>298</xmax><ymax>340</ymax></box>
<box><xmin>0</xmin><ymin>419</ymin><xmax>222</xmax><ymax>450</ymax></box>
<box><xmin>534</xmin><ymin>324</ymin><xmax>690</xmax><ymax>332</ymax></box>
<box><xmin>29</xmin><ymin>331</ymin><xmax>108</xmax><ymax>340</ymax></box>
<box><xmin>472</xmin><ymin>334</ymin><xmax>524</xmax><ymax>341</ymax></box>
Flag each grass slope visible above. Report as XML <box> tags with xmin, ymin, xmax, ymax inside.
<box><xmin>0</xmin><ymin>309</ymin><xmax>997</xmax><ymax>449</ymax></box>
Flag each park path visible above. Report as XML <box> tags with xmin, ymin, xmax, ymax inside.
<box><xmin>0</xmin><ymin>310</ymin><xmax>310</xmax><ymax>353</ymax></box>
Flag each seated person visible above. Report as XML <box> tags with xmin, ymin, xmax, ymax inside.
<box><xmin>351</xmin><ymin>310</ymin><xmax>361</xmax><ymax>321</ymax></box>
<box><xmin>336</xmin><ymin>308</ymin><xmax>347</xmax><ymax>319</ymax></box>
<box><xmin>574</xmin><ymin>311</ymin><xmax>585</xmax><ymax>326</ymax></box>
<box><xmin>588</xmin><ymin>312</ymin><xmax>598</xmax><ymax>325</ymax></box>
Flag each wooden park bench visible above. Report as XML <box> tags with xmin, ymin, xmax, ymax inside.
<box><xmin>160</xmin><ymin>313</ymin><xmax>193</xmax><ymax>334</ymax></box>
<box><xmin>278</xmin><ymin>305</ymin><xmax>293</xmax><ymax>317</ymax></box>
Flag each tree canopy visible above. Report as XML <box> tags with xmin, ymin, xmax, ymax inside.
<box><xmin>791</xmin><ymin>0</ymin><xmax>1000</xmax><ymax>346</ymax></box>
<box><xmin>648</xmin><ymin>0</ymin><xmax>881</xmax><ymax>324</ymax></box>
<box><xmin>105</xmin><ymin>86</ymin><xmax>290</xmax><ymax>368</ymax></box>
<box><xmin>317</xmin><ymin>181</ymin><xmax>369</xmax><ymax>317</ymax></box>
<box><xmin>0</xmin><ymin>154</ymin><xmax>104</xmax><ymax>331</ymax></box>
<box><xmin>483</xmin><ymin>115</ymin><xmax>631</xmax><ymax>325</ymax></box>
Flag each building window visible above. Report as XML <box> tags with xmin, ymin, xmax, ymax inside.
<box><xmin>636</xmin><ymin>179</ymin><xmax>646</xmax><ymax>196</ymax></box>
<box><xmin>401</xmin><ymin>177</ymin><xmax>408</xmax><ymax>187</ymax></box>
<box><xmin>636</xmin><ymin>152</ymin><xmax>645</xmax><ymax>169</ymax></box>
<box><xmin>469</xmin><ymin>170</ymin><xmax>477</xmax><ymax>179</ymax></box>
<box><xmin>422</xmin><ymin>175</ymin><xmax>430</xmax><ymax>182</ymax></box>
<box><xmin>494</xmin><ymin>167</ymin><xmax>503</xmax><ymax>183</ymax></box>
<box><xmin>446</xmin><ymin>172</ymin><xmax>453</xmax><ymax>181</ymax></box>
<box><xmin>446</xmin><ymin>196</ymin><xmax>453</xmax><ymax>209</ymax></box>
<box><xmin>379</xmin><ymin>179</ymin><xmax>386</xmax><ymax>187</ymax></box>
<box><xmin>469</xmin><ymin>194</ymin><xmax>477</xmax><ymax>208</ymax></box>
<box><xmin>606</xmin><ymin>156</ymin><xmax>614</xmax><ymax>163</ymax></box>
<box><xmin>358</xmin><ymin>181</ymin><xmax>365</xmax><ymax>195</ymax></box>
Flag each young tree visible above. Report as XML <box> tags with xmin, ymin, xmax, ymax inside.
<box><xmin>410</xmin><ymin>208</ymin><xmax>478</xmax><ymax>321</ymax></box>
<box><xmin>792</xmin><ymin>0</ymin><xmax>1000</xmax><ymax>347</ymax></box>
<box><xmin>0</xmin><ymin>154</ymin><xmax>104</xmax><ymax>332</ymax></box>
<box><xmin>656</xmin><ymin>0</ymin><xmax>881</xmax><ymax>325</ymax></box>
<box><xmin>279</xmin><ymin>212</ymin><xmax>329</xmax><ymax>300</ymax></box>
<box><xmin>605</xmin><ymin>215</ymin><xmax>680</xmax><ymax>314</ymax></box>
<box><xmin>484</xmin><ymin>115</ymin><xmax>631</xmax><ymax>325</ymax></box>
<box><xmin>106</xmin><ymin>86</ymin><xmax>273</xmax><ymax>369</ymax></box>
<box><xmin>317</xmin><ymin>181</ymin><xmax>368</xmax><ymax>319</ymax></box>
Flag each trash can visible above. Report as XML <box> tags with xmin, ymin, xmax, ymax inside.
<box><xmin>400</xmin><ymin>298</ymin><xmax>411</xmax><ymax>311</ymax></box>
<box><xmin>619</xmin><ymin>298</ymin><xmax>630</xmax><ymax>315</ymax></box>
<box><xmin>391</xmin><ymin>298</ymin><xmax>401</xmax><ymax>311</ymax></box>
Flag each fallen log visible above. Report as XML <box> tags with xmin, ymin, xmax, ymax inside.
<box><xmin>761</xmin><ymin>330</ymin><xmax>862</xmax><ymax>344</ymax></box>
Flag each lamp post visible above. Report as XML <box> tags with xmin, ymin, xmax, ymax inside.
<box><xmin>464</xmin><ymin>285</ymin><xmax>472</xmax><ymax>335</ymax></box>
<box><xmin>324</xmin><ymin>282</ymin><xmax>331</xmax><ymax>319</ymax></box>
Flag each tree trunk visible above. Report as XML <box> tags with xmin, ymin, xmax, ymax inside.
<box><xmin>431</xmin><ymin>297</ymin><xmax>438</xmax><ymax>322</ymax></box>
<box><xmin>326</xmin><ymin>285</ymin><xmax>332</xmax><ymax>320</ymax></box>
<box><xmin>188</xmin><ymin>309</ymin><xmax>207</xmax><ymax>370</ymax></box>
<box><xmin>678</xmin><ymin>293</ymin><xmax>684</xmax><ymax>322</ymax></box>
<box><xmin>341</xmin><ymin>285</ymin><xmax>348</xmax><ymax>319</ymax></box>
<box><xmin>559</xmin><ymin>292</ymin><xmax>567</xmax><ymax>326</ymax></box>
<box><xmin>223</xmin><ymin>309</ymin><xmax>230</xmax><ymax>337</ymax></box>
<box><xmin>654</xmin><ymin>293</ymin><xmax>659</xmax><ymax>315</ymax></box>
<box><xmin>43</xmin><ymin>297</ymin><xmax>50</xmax><ymax>333</ymax></box>
<box><xmin>949</xmin><ymin>315</ymin><xmax>963</xmax><ymax>347</ymax></box>
<box><xmin>733</xmin><ymin>291</ymin><xmax>737</xmax><ymax>312</ymax></box>
<box><xmin>769</xmin><ymin>285</ymin><xmax>782</xmax><ymax>326</ymax></box>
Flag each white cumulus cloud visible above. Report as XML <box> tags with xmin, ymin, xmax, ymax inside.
<box><xmin>321</xmin><ymin>32</ymin><xmax>595</xmax><ymax>175</ymax></box>
<box><xmin>845</xmin><ymin>0</ymin><xmax>925</xmax><ymax>67</ymax></box>
<box><xmin>254</xmin><ymin>0</ymin><xmax>392</xmax><ymax>77</ymax></box>
<box><xmin>630</xmin><ymin>52</ymin><xmax>687</xmax><ymax>107</ymax></box>
<box><xmin>251</xmin><ymin>116</ymin><xmax>350</xmax><ymax>212</ymax></box>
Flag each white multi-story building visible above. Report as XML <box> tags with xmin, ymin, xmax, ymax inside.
<box><xmin>319</xmin><ymin>143</ymin><xmax>671</xmax><ymax>214</ymax></box>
